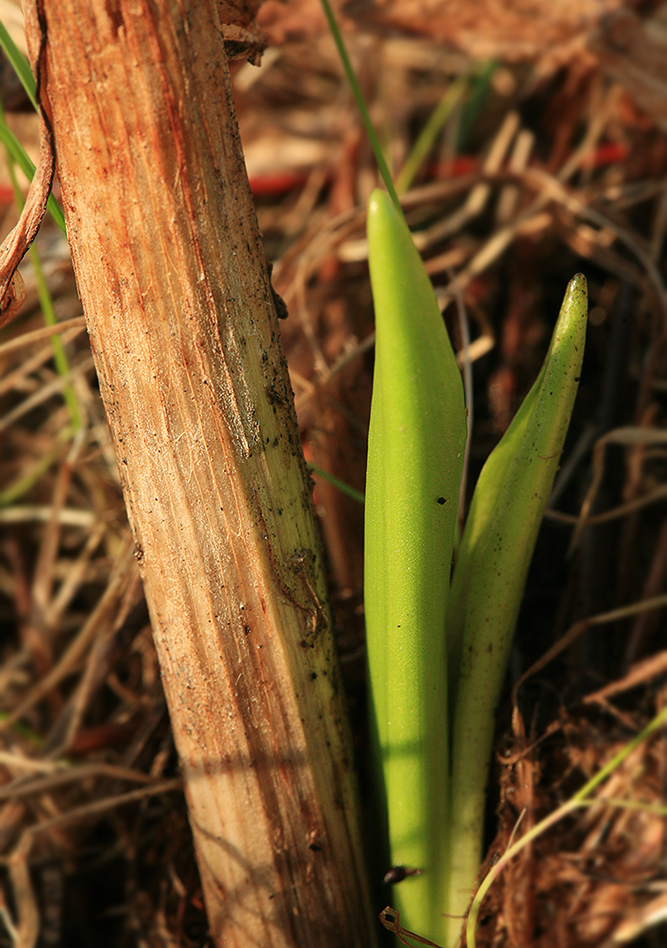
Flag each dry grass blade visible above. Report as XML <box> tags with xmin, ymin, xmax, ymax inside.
<box><xmin>2</xmin><ymin>0</ymin><xmax>667</xmax><ymax>944</ymax></box>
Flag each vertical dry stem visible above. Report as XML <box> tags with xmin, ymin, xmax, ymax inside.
<box><xmin>23</xmin><ymin>2</ymin><xmax>375</xmax><ymax>946</ymax></box>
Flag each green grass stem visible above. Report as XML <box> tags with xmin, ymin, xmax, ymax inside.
<box><xmin>318</xmin><ymin>0</ymin><xmax>400</xmax><ymax>209</ymax></box>
<box><xmin>0</xmin><ymin>21</ymin><xmax>37</xmax><ymax>110</ymax></box>
<box><xmin>28</xmin><ymin>242</ymin><xmax>82</xmax><ymax>429</ymax></box>
<box><xmin>455</xmin><ymin>61</ymin><xmax>496</xmax><ymax>152</ymax></box>
<box><xmin>467</xmin><ymin>704</ymin><xmax>667</xmax><ymax>948</ymax></box>
<box><xmin>0</xmin><ymin>123</ymin><xmax>66</xmax><ymax>234</ymax></box>
<box><xmin>0</xmin><ymin>429</ymin><xmax>72</xmax><ymax>506</ymax></box>
<box><xmin>0</xmin><ymin>19</ymin><xmax>66</xmax><ymax>233</ymax></box>
<box><xmin>308</xmin><ymin>463</ymin><xmax>365</xmax><ymax>504</ymax></box>
<box><xmin>0</xmin><ymin>100</ymin><xmax>80</xmax><ymax>429</ymax></box>
<box><xmin>395</xmin><ymin>76</ymin><xmax>468</xmax><ymax>196</ymax></box>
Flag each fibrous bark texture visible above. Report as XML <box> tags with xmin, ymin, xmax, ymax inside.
<box><xmin>23</xmin><ymin>3</ymin><xmax>376</xmax><ymax>946</ymax></box>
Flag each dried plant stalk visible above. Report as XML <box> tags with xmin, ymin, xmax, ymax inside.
<box><xmin>23</xmin><ymin>2</ymin><xmax>375</xmax><ymax>946</ymax></box>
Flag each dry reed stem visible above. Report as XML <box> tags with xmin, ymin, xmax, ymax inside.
<box><xmin>20</xmin><ymin>2</ymin><xmax>376</xmax><ymax>946</ymax></box>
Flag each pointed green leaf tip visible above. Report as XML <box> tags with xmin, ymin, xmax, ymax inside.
<box><xmin>442</xmin><ymin>273</ymin><xmax>588</xmax><ymax>933</ymax></box>
<box><xmin>364</xmin><ymin>188</ymin><xmax>466</xmax><ymax>944</ymax></box>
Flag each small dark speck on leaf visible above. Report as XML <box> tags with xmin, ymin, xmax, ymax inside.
<box><xmin>383</xmin><ymin>865</ymin><xmax>424</xmax><ymax>885</ymax></box>
<box><xmin>437</xmin><ymin>497</ymin><xmax>446</xmax><ymax>505</ymax></box>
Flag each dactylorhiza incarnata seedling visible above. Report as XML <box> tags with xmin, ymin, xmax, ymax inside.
<box><xmin>364</xmin><ymin>188</ymin><xmax>587</xmax><ymax>947</ymax></box>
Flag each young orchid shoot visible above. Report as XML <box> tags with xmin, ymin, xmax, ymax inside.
<box><xmin>443</xmin><ymin>273</ymin><xmax>587</xmax><ymax>942</ymax></box>
<box><xmin>317</xmin><ymin>8</ymin><xmax>589</xmax><ymax>943</ymax></box>
<box><xmin>365</xmin><ymin>188</ymin><xmax>466</xmax><ymax>945</ymax></box>
<box><xmin>365</xmin><ymin>187</ymin><xmax>587</xmax><ymax>946</ymax></box>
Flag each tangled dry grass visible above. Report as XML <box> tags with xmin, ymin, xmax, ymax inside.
<box><xmin>1</xmin><ymin>0</ymin><xmax>667</xmax><ymax>945</ymax></box>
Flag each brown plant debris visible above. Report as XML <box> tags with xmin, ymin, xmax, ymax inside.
<box><xmin>2</xmin><ymin>0</ymin><xmax>667</xmax><ymax>944</ymax></box>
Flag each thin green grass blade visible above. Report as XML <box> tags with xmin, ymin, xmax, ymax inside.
<box><xmin>28</xmin><ymin>242</ymin><xmax>82</xmax><ymax>429</ymax></box>
<box><xmin>0</xmin><ymin>21</ymin><xmax>37</xmax><ymax>110</ymax></box>
<box><xmin>0</xmin><ymin>22</ymin><xmax>66</xmax><ymax>234</ymax></box>
<box><xmin>395</xmin><ymin>75</ymin><xmax>468</xmax><ymax>196</ymax></box>
<box><xmin>0</xmin><ymin>100</ymin><xmax>79</xmax><ymax>428</ymax></box>
<box><xmin>365</xmin><ymin>188</ymin><xmax>466</xmax><ymax>944</ymax></box>
<box><xmin>467</xmin><ymin>703</ymin><xmax>667</xmax><ymax>948</ymax></box>
<box><xmin>0</xmin><ymin>429</ymin><xmax>72</xmax><ymax>506</ymax></box>
<box><xmin>318</xmin><ymin>0</ymin><xmax>399</xmax><ymax>208</ymax></box>
<box><xmin>308</xmin><ymin>463</ymin><xmax>365</xmax><ymax>505</ymax></box>
<box><xmin>456</xmin><ymin>60</ymin><xmax>496</xmax><ymax>152</ymax></box>
<box><xmin>0</xmin><ymin>124</ymin><xmax>66</xmax><ymax>233</ymax></box>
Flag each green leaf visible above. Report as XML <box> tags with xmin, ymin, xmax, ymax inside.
<box><xmin>0</xmin><ymin>21</ymin><xmax>37</xmax><ymax>111</ymax></box>
<box><xmin>0</xmin><ymin>123</ymin><xmax>66</xmax><ymax>233</ymax></box>
<box><xmin>443</xmin><ymin>274</ymin><xmax>588</xmax><ymax>930</ymax></box>
<box><xmin>364</xmin><ymin>187</ymin><xmax>466</xmax><ymax>944</ymax></box>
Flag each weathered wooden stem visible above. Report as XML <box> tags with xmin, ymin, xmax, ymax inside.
<box><xmin>23</xmin><ymin>2</ymin><xmax>376</xmax><ymax>945</ymax></box>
